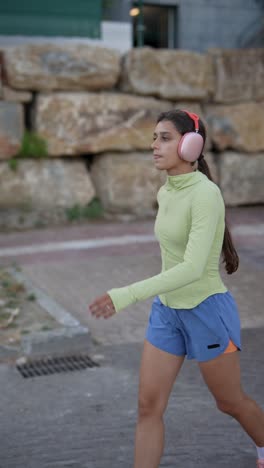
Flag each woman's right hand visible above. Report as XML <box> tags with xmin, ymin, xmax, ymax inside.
<box><xmin>89</xmin><ymin>293</ymin><xmax>116</xmax><ymax>319</ymax></box>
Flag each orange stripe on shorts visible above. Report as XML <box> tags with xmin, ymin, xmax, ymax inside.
<box><xmin>224</xmin><ymin>339</ymin><xmax>238</xmax><ymax>354</ymax></box>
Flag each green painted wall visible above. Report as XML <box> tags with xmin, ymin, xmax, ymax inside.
<box><xmin>0</xmin><ymin>1</ymin><xmax>102</xmax><ymax>38</ymax></box>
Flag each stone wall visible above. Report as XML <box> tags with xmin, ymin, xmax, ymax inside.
<box><xmin>0</xmin><ymin>44</ymin><xmax>263</xmax><ymax>229</ymax></box>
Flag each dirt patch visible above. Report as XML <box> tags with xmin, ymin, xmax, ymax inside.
<box><xmin>0</xmin><ymin>266</ymin><xmax>61</xmax><ymax>348</ymax></box>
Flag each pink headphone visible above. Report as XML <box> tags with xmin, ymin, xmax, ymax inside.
<box><xmin>177</xmin><ymin>110</ymin><xmax>204</xmax><ymax>162</ymax></box>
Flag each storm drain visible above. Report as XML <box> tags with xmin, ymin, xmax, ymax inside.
<box><xmin>16</xmin><ymin>354</ymin><xmax>100</xmax><ymax>378</ymax></box>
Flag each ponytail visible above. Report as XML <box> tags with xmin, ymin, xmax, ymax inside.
<box><xmin>197</xmin><ymin>155</ymin><xmax>239</xmax><ymax>275</ymax></box>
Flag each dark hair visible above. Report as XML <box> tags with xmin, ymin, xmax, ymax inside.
<box><xmin>157</xmin><ymin>109</ymin><xmax>239</xmax><ymax>274</ymax></box>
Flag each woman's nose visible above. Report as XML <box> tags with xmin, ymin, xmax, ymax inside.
<box><xmin>151</xmin><ymin>140</ymin><xmax>158</xmax><ymax>150</ymax></box>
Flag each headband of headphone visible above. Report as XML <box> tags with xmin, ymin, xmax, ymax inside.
<box><xmin>183</xmin><ymin>110</ymin><xmax>200</xmax><ymax>132</ymax></box>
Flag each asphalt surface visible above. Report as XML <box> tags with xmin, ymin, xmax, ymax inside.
<box><xmin>0</xmin><ymin>206</ymin><xmax>263</xmax><ymax>468</ymax></box>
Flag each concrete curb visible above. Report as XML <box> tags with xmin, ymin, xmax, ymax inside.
<box><xmin>0</xmin><ymin>268</ymin><xmax>91</xmax><ymax>362</ymax></box>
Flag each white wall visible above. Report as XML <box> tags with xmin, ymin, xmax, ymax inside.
<box><xmin>0</xmin><ymin>21</ymin><xmax>132</xmax><ymax>53</ymax></box>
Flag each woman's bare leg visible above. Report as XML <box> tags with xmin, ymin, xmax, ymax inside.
<box><xmin>134</xmin><ymin>340</ymin><xmax>185</xmax><ymax>468</ymax></box>
<box><xmin>198</xmin><ymin>351</ymin><xmax>264</xmax><ymax>447</ymax></box>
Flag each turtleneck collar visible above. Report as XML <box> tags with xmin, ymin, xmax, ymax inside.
<box><xmin>164</xmin><ymin>170</ymin><xmax>204</xmax><ymax>191</ymax></box>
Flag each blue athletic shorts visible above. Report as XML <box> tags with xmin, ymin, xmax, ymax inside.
<box><xmin>145</xmin><ymin>291</ymin><xmax>242</xmax><ymax>362</ymax></box>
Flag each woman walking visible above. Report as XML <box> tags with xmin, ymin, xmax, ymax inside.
<box><xmin>89</xmin><ymin>109</ymin><xmax>264</xmax><ymax>467</ymax></box>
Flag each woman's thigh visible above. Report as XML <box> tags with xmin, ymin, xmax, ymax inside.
<box><xmin>198</xmin><ymin>351</ymin><xmax>243</xmax><ymax>405</ymax></box>
<box><xmin>138</xmin><ymin>339</ymin><xmax>185</xmax><ymax>416</ymax></box>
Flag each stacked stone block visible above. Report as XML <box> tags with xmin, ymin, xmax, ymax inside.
<box><xmin>0</xmin><ymin>44</ymin><xmax>263</xmax><ymax>227</ymax></box>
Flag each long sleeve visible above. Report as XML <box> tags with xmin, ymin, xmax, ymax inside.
<box><xmin>108</xmin><ymin>187</ymin><xmax>223</xmax><ymax>313</ymax></box>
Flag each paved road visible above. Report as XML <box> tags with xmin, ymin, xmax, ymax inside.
<box><xmin>0</xmin><ymin>330</ymin><xmax>263</xmax><ymax>468</ymax></box>
<box><xmin>0</xmin><ymin>206</ymin><xmax>263</xmax><ymax>467</ymax></box>
<box><xmin>0</xmin><ymin>207</ymin><xmax>263</xmax><ymax>345</ymax></box>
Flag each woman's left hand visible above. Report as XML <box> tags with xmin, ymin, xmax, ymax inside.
<box><xmin>89</xmin><ymin>293</ymin><xmax>116</xmax><ymax>319</ymax></box>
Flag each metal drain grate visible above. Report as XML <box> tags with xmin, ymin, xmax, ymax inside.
<box><xmin>16</xmin><ymin>354</ymin><xmax>100</xmax><ymax>378</ymax></box>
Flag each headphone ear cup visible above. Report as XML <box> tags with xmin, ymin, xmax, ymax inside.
<box><xmin>178</xmin><ymin>132</ymin><xmax>204</xmax><ymax>162</ymax></box>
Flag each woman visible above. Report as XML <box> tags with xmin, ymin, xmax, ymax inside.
<box><xmin>89</xmin><ymin>109</ymin><xmax>264</xmax><ymax>468</ymax></box>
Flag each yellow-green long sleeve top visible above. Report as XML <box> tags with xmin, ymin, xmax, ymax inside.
<box><xmin>108</xmin><ymin>170</ymin><xmax>227</xmax><ymax>312</ymax></box>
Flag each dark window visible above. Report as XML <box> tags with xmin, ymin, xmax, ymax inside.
<box><xmin>132</xmin><ymin>3</ymin><xmax>178</xmax><ymax>48</ymax></box>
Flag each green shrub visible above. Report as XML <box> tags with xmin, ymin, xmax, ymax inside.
<box><xmin>17</xmin><ymin>130</ymin><xmax>48</xmax><ymax>158</ymax></box>
<box><xmin>27</xmin><ymin>293</ymin><xmax>36</xmax><ymax>301</ymax></box>
<box><xmin>66</xmin><ymin>197</ymin><xmax>104</xmax><ymax>221</ymax></box>
<box><xmin>8</xmin><ymin>131</ymin><xmax>48</xmax><ymax>170</ymax></box>
<box><xmin>8</xmin><ymin>158</ymin><xmax>18</xmax><ymax>171</ymax></box>
<box><xmin>40</xmin><ymin>325</ymin><xmax>53</xmax><ymax>331</ymax></box>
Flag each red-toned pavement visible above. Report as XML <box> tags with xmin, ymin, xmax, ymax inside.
<box><xmin>0</xmin><ymin>206</ymin><xmax>263</xmax><ymax>346</ymax></box>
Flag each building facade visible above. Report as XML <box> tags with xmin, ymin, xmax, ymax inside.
<box><xmin>0</xmin><ymin>0</ymin><xmax>263</xmax><ymax>52</ymax></box>
<box><xmin>106</xmin><ymin>0</ymin><xmax>264</xmax><ymax>51</ymax></box>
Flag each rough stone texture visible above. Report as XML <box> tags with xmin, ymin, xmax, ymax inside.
<box><xmin>2</xmin><ymin>86</ymin><xmax>32</xmax><ymax>103</ymax></box>
<box><xmin>205</xmin><ymin>102</ymin><xmax>264</xmax><ymax>152</ymax></box>
<box><xmin>90</xmin><ymin>152</ymin><xmax>166</xmax><ymax>216</ymax></box>
<box><xmin>0</xmin><ymin>159</ymin><xmax>95</xmax><ymax>210</ymax></box>
<box><xmin>210</xmin><ymin>48</ymin><xmax>264</xmax><ymax>103</ymax></box>
<box><xmin>35</xmin><ymin>92</ymin><xmax>174</xmax><ymax>155</ymax></box>
<box><xmin>120</xmin><ymin>47</ymin><xmax>215</xmax><ymax>100</ymax></box>
<box><xmin>0</xmin><ymin>101</ymin><xmax>23</xmax><ymax>160</ymax></box>
<box><xmin>3</xmin><ymin>44</ymin><xmax>121</xmax><ymax>91</ymax></box>
<box><xmin>219</xmin><ymin>151</ymin><xmax>264</xmax><ymax>206</ymax></box>
<box><xmin>204</xmin><ymin>152</ymin><xmax>219</xmax><ymax>185</ymax></box>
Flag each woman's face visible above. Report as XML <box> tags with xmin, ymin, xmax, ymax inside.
<box><xmin>151</xmin><ymin>119</ymin><xmax>192</xmax><ymax>175</ymax></box>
